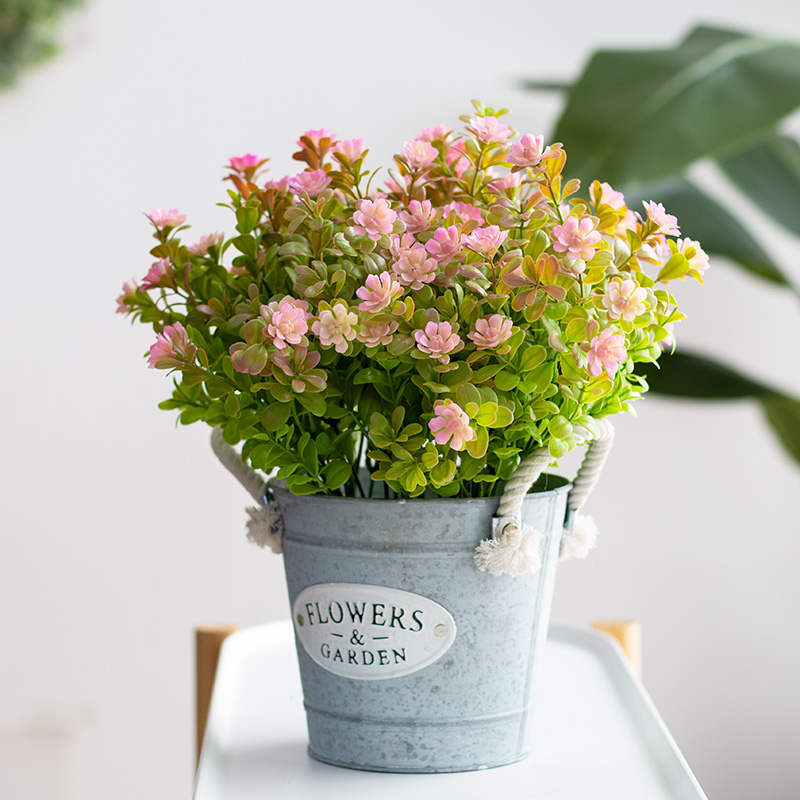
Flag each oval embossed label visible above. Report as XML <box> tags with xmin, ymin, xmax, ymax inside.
<box><xmin>292</xmin><ymin>583</ymin><xmax>457</xmax><ymax>680</ymax></box>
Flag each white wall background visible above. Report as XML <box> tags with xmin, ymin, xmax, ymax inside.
<box><xmin>2</xmin><ymin>1</ymin><xmax>799</xmax><ymax>798</ymax></box>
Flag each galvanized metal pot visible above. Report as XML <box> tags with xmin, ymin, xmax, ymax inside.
<box><xmin>271</xmin><ymin>475</ymin><xmax>571</xmax><ymax>773</ymax></box>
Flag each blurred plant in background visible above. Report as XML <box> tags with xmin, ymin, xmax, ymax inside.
<box><xmin>526</xmin><ymin>25</ymin><xmax>800</xmax><ymax>463</ymax></box>
<box><xmin>0</xmin><ymin>0</ymin><xmax>80</xmax><ymax>88</ymax></box>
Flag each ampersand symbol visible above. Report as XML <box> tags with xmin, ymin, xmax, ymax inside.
<box><xmin>350</xmin><ymin>629</ymin><xmax>365</xmax><ymax>646</ymax></box>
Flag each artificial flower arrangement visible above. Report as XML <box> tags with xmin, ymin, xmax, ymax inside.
<box><xmin>118</xmin><ymin>100</ymin><xmax>707</xmax><ymax>502</ymax></box>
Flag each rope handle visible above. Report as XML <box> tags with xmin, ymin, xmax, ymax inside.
<box><xmin>492</xmin><ymin>417</ymin><xmax>615</xmax><ymax>537</ymax></box>
<box><xmin>474</xmin><ymin>419</ymin><xmax>615</xmax><ymax>575</ymax></box>
<box><xmin>210</xmin><ymin>427</ymin><xmax>267</xmax><ymax>503</ymax></box>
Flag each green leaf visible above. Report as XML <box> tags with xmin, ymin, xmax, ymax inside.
<box><xmin>639</xmin><ymin>352</ymin><xmax>800</xmax><ymax>465</ymax></box>
<box><xmin>719</xmin><ymin>133</ymin><xmax>800</xmax><ymax>239</ymax></box>
<box><xmin>638</xmin><ymin>351</ymin><xmax>767</xmax><ymax>398</ymax></box>
<box><xmin>296</xmin><ymin>392</ymin><xmax>327</xmax><ymax>416</ymax></box>
<box><xmin>285</xmin><ymin>474</ymin><xmax>322</xmax><ymax>495</ymax></box>
<box><xmin>656</xmin><ymin>253</ymin><xmax>691</xmax><ymax>283</ymax></box>
<box><xmin>761</xmin><ymin>394</ymin><xmax>800</xmax><ymax>462</ymax></box>
<box><xmin>278</xmin><ymin>239</ymin><xmax>313</xmax><ymax>257</ymax></box>
<box><xmin>353</xmin><ymin>368</ymin><xmax>387</xmax><ymax>385</ymax></box>
<box><xmin>519</xmin><ymin>345</ymin><xmax>547</xmax><ymax>373</ymax></box>
<box><xmin>236</xmin><ymin>206</ymin><xmax>260</xmax><ymax>234</ymax></box>
<box><xmin>261</xmin><ymin>401</ymin><xmax>292</xmax><ymax>432</ymax></box>
<box><xmin>430</xmin><ymin>459</ymin><xmax>457</xmax><ymax>486</ymax></box>
<box><xmin>548</xmin><ymin>25</ymin><xmax>800</xmax><ymax>185</ymax></box>
<box><xmin>180</xmin><ymin>406</ymin><xmax>207</xmax><ymax>425</ymax></box>
<box><xmin>473</xmin><ymin>363</ymin><xmax>504</xmax><ymax>383</ymax></box>
<box><xmin>492</xmin><ymin>405</ymin><xmax>514</xmax><ymax>428</ymax></box>
<box><xmin>322</xmin><ymin>460</ymin><xmax>353</xmax><ymax>491</ymax></box>
<box><xmin>465</xmin><ymin>425</ymin><xmax>489</xmax><ymax>459</ymax></box>
<box><xmin>231</xmin><ymin>235</ymin><xmax>257</xmax><ymax>260</ymax></box>
<box><xmin>494</xmin><ymin>370</ymin><xmax>520</xmax><ymax>391</ymax></box>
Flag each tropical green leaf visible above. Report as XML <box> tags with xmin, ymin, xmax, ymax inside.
<box><xmin>719</xmin><ymin>133</ymin><xmax>800</xmax><ymax>239</ymax></box>
<box><xmin>761</xmin><ymin>394</ymin><xmax>800</xmax><ymax>462</ymax></box>
<box><xmin>547</xmin><ymin>26</ymin><xmax>800</xmax><ymax>186</ymax></box>
<box><xmin>638</xmin><ymin>352</ymin><xmax>800</xmax><ymax>464</ymax></box>
<box><xmin>637</xmin><ymin>351</ymin><xmax>767</xmax><ymax>398</ymax></box>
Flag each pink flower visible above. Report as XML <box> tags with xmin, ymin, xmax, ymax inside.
<box><xmin>141</xmin><ymin>257</ymin><xmax>173</xmax><ymax>290</ymax></box>
<box><xmin>357</xmin><ymin>319</ymin><xmax>399</xmax><ymax>348</ymax></box>
<box><xmin>425</xmin><ymin>225</ymin><xmax>463</xmax><ymax>263</ymax></box>
<box><xmin>147</xmin><ymin>322</ymin><xmax>196</xmax><ymax>369</ymax></box>
<box><xmin>602</xmin><ymin>279</ymin><xmax>648</xmax><ymax>321</ymax></box>
<box><xmin>332</xmin><ymin>138</ymin><xmax>368</xmax><ymax>163</ymax></box>
<box><xmin>418</xmin><ymin>124</ymin><xmax>452</xmax><ymax>142</ymax></box>
<box><xmin>403</xmin><ymin>139</ymin><xmax>438</xmax><ymax>168</ymax></box>
<box><xmin>597</xmin><ymin>181</ymin><xmax>626</xmax><ymax>210</ymax></box>
<box><xmin>353</xmin><ymin>198</ymin><xmax>397</xmax><ymax>242</ymax></box>
<box><xmin>356</xmin><ymin>271</ymin><xmax>403</xmax><ymax>313</ymax></box>
<box><xmin>264</xmin><ymin>176</ymin><xmax>291</xmax><ymax>192</ymax></box>
<box><xmin>115</xmin><ymin>280</ymin><xmax>138</xmax><ymax>315</ymax></box>
<box><xmin>676</xmin><ymin>238</ymin><xmax>710</xmax><ymax>273</ymax></box>
<box><xmin>289</xmin><ymin>169</ymin><xmax>331</xmax><ymax>196</ymax></box>
<box><xmin>468</xmin><ymin>116</ymin><xmax>514</xmax><ymax>143</ymax></box>
<box><xmin>444</xmin><ymin>141</ymin><xmax>470</xmax><ymax>176</ymax></box>
<box><xmin>399</xmin><ymin>199</ymin><xmax>437</xmax><ymax>233</ymax></box>
<box><xmin>615</xmin><ymin>209</ymin><xmax>638</xmax><ymax>236</ymax></box>
<box><xmin>388</xmin><ymin>232</ymin><xmax>416</xmax><ymax>261</ymax></box>
<box><xmin>587</xmin><ymin>329</ymin><xmax>627</xmax><ymax>378</ymax></box>
<box><xmin>261</xmin><ymin>297</ymin><xmax>310</xmax><ymax>350</ymax></box>
<box><xmin>146</xmin><ymin>208</ymin><xmax>186</xmax><ymax>229</ymax></box>
<box><xmin>311</xmin><ymin>303</ymin><xmax>358</xmax><ymax>353</ymax></box>
<box><xmin>641</xmin><ymin>201</ymin><xmax>680</xmax><ymax>236</ymax></box>
<box><xmin>429</xmin><ymin>401</ymin><xmax>476</xmax><ymax>451</ymax></box>
<box><xmin>414</xmin><ymin>321</ymin><xmax>462</xmax><ymax>363</ymax></box>
<box><xmin>298</xmin><ymin>129</ymin><xmax>336</xmax><ymax>149</ymax></box>
<box><xmin>384</xmin><ymin>172</ymin><xmax>414</xmax><ymax>194</ymax></box>
<box><xmin>488</xmin><ymin>171</ymin><xmax>521</xmax><ymax>194</ymax></box>
<box><xmin>508</xmin><ymin>134</ymin><xmax>549</xmax><ymax>167</ymax></box>
<box><xmin>187</xmin><ymin>232</ymin><xmax>224</xmax><ymax>256</ymax></box>
<box><xmin>468</xmin><ymin>315</ymin><xmax>513</xmax><ymax>349</ymax></box>
<box><xmin>461</xmin><ymin>225</ymin><xmax>508</xmax><ymax>257</ymax></box>
<box><xmin>551</xmin><ymin>216</ymin><xmax>602</xmax><ymax>262</ymax></box>
<box><xmin>392</xmin><ymin>243</ymin><xmax>438</xmax><ymax>289</ymax></box>
<box><xmin>228</xmin><ymin>154</ymin><xmax>262</xmax><ymax>172</ymax></box>
<box><xmin>442</xmin><ymin>201</ymin><xmax>483</xmax><ymax>224</ymax></box>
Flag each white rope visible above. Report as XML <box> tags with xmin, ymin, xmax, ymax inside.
<box><xmin>210</xmin><ymin>427</ymin><xmax>267</xmax><ymax>503</ymax></box>
<box><xmin>566</xmin><ymin>418</ymin><xmax>615</xmax><ymax>516</ymax></box>
<box><xmin>494</xmin><ymin>450</ymin><xmax>553</xmax><ymax>521</ymax></box>
<box><xmin>475</xmin><ymin>419</ymin><xmax>615</xmax><ymax>576</ymax></box>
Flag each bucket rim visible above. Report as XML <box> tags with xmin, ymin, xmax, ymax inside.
<box><xmin>267</xmin><ymin>472</ymin><xmax>571</xmax><ymax>507</ymax></box>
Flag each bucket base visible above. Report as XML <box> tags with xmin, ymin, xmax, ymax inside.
<box><xmin>307</xmin><ymin>746</ymin><xmax>531</xmax><ymax>774</ymax></box>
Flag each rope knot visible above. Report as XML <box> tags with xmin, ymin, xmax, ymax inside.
<box><xmin>245</xmin><ymin>504</ymin><xmax>284</xmax><ymax>554</ymax></box>
<box><xmin>474</xmin><ymin>522</ymin><xmax>543</xmax><ymax>576</ymax></box>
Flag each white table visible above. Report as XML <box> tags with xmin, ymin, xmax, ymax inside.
<box><xmin>194</xmin><ymin>621</ymin><xmax>707</xmax><ymax>799</ymax></box>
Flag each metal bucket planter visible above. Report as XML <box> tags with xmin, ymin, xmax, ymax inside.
<box><xmin>212</xmin><ymin>420</ymin><xmax>614</xmax><ymax>774</ymax></box>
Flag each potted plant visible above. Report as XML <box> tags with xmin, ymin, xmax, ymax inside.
<box><xmin>118</xmin><ymin>101</ymin><xmax>704</xmax><ymax>773</ymax></box>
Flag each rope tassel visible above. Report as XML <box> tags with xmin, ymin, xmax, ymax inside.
<box><xmin>245</xmin><ymin>505</ymin><xmax>284</xmax><ymax>554</ymax></box>
<box><xmin>474</xmin><ymin>523</ymin><xmax>543</xmax><ymax>577</ymax></box>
